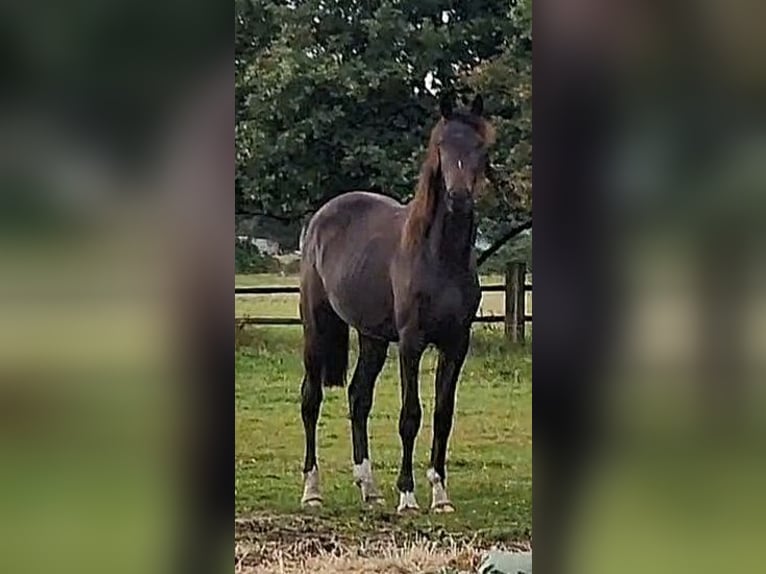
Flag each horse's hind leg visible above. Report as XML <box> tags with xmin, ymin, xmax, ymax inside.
<box><xmin>300</xmin><ymin>276</ymin><xmax>326</xmax><ymax>508</ymax></box>
<box><xmin>299</xmin><ymin>268</ymin><xmax>350</xmax><ymax>508</ymax></box>
<box><xmin>300</xmin><ymin>347</ymin><xmax>323</xmax><ymax>508</ymax></box>
<box><xmin>348</xmin><ymin>333</ymin><xmax>388</xmax><ymax>505</ymax></box>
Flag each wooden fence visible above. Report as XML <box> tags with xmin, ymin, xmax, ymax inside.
<box><xmin>236</xmin><ymin>262</ymin><xmax>531</xmax><ymax>342</ymax></box>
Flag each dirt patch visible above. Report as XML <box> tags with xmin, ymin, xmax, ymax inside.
<box><xmin>235</xmin><ymin>513</ymin><xmax>531</xmax><ymax>573</ymax></box>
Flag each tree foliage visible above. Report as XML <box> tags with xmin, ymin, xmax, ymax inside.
<box><xmin>235</xmin><ymin>242</ymin><xmax>281</xmax><ymax>273</ymax></box>
<box><xmin>236</xmin><ymin>0</ymin><xmax>532</xmax><ymax>254</ymax></box>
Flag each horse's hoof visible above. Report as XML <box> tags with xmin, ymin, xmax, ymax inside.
<box><xmin>364</xmin><ymin>492</ymin><xmax>386</xmax><ymax>505</ymax></box>
<box><xmin>425</xmin><ymin>469</ymin><xmax>454</xmax><ymax>513</ymax></box>
<box><xmin>301</xmin><ymin>497</ymin><xmax>322</xmax><ymax>509</ymax></box>
<box><xmin>363</xmin><ymin>496</ymin><xmax>386</xmax><ymax>508</ymax></box>
<box><xmin>431</xmin><ymin>501</ymin><xmax>456</xmax><ymax>513</ymax></box>
<box><xmin>302</xmin><ymin>466</ymin><xmax>322</xmax><ymax>509</ymax></box>
<box><xmin>397</xmin><ymin>491</ymin><xmax>420</xmax><ymax>514</ymax></box>
<box><xmin>354</xmin><ymin>460</ymin><xmax>385</xmax><ymax>507</ymax></box>
<box><xmin>357</xmin><ymin>484</ymin><xmax>386</xmax><ymax>507</ymax></box>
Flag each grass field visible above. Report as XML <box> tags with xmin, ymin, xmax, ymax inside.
<box><xmin>235</xmin><ymin>274</ymin><xmax>531</xmax><ymax>572</ymax></box>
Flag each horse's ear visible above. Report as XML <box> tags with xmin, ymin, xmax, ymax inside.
<box><xmin>439</xmin><ymin>94</ymin><xmax>453</xmax><ymax>119</ymax></box>
<box><xmin>471</xmin><ymin>93</ymin><xmax>484</xmax><ymax>116</ymax></box>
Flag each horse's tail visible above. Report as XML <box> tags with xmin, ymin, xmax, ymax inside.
<box><xmin>322</xmin><ymin>315</ymin><xmax>349</xmax><ymax>387</ymax></box>
<box><xmin>300</xmin><ymin>280</ymin><xmax>349</xmax><ymax>388</ymax></box>
<box><xmin>304</xmin><ymin>310</ymin><xmax>349</xmax><ymax>387</ymax></box>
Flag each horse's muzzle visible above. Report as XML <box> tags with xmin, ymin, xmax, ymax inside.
<box><xmin>446</xmin><ymin>191</ymin><xmax>473</xmax><ymax>213</ymax></box>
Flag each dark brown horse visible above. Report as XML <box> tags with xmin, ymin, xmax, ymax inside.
<box><xmin>299</xmin><ymin>95</ymin><xmax>494</xmax><ymax>513</ymax></box>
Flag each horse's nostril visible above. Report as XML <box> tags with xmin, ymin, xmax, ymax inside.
<box><xmin>448</xmin><ymin>190</ymin><xmax>470</xmax><ymax>203</ymax></box>
<box><xmin>446</xmin><ymin>191</ymin><xmax>473</xmax><ymax>213</ymax></box>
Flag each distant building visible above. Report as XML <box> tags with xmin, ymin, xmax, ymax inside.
<box><xmin>253</xmin><ymin>237</ymin><xmax>280</xmax><ymax>256</ymax></box>
<box><xmin>236</xmin><ymin>235</ymin><xmax>281</xmax><ymax>256</ymax></box>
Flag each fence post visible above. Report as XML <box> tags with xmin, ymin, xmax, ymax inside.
<box><xmin>504</xmin><ymin>262</ymin><xmax>526</xmax><ymax>343</ymax></box>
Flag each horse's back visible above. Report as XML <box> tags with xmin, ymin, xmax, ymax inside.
<box><xmin>303</xmin><ymin>191</ymin><xmax>404</xmax><ymax>265</ymax></box>
<box><xmin>301</xmin><ymin>191</ymin><xmax>404</xmax><ymax>340</ymax></box>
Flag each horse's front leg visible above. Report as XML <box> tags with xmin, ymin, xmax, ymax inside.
<box><xmin>396</xmin><ymin>331</ymin><xmax>425</xmax><ymax>513</ymax></box>
<box><xmin>427</xmin><ymin>333</ymin><xmax>469</xmax><ymax>512</ymax></box>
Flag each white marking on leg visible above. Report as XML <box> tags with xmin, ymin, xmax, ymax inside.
<box><xmin>353</xmin><ymin>458</ymin><xmax>373</xmax><ymax>483</ymax></box>
<box><xmin>301</xmin><ymin>466</ymin><xmax>322</xmax><ymax>508</ymax></box>
<box><xmin>426</xmin><ymin>468</ymin><xmax>455</xmax><ymax>512</ymax></box>
<box><xmin>353</xmin><ymin>458</ymin><xmax>384</xmax><ymax>504</ymax></box>
<box><xmin>397</xmin><ymin>491</ymin><xmax>420</xmax><ymax>513</ymax></box>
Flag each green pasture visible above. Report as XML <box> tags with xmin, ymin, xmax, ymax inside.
<box><xmin>235</xmin><ymin>274</ymin><xmax>532</xmax><ymax>544</ymax></box>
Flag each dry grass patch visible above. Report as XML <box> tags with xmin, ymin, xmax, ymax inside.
<box><xmin>235</xmin><ymin>515</ymin><xmax>530</xmax><ymax>574</ymax></box>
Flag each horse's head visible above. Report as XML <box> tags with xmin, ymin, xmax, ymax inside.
<box><xmin>435</xmin><ymin>94</ymin><xmax>495</xmax><ymax>214</ymax></box>
<box><xmin>403</xmin><ymin>95</ymin><xmax>496</xmax><ymax>248</ymax></box>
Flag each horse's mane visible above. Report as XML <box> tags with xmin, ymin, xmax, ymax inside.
<box><xmin>401</xmin><ymin>112</ymin><xmax>495</xmax><ymax>248</ymax></box>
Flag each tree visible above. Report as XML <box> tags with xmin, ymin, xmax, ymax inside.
<box><xmin>464</xmin><ymin>0</ymin><xmax>532</xmax><ymax>264</ymax></box>
<box><xmin>236</xmin><ymin>0</ymin><xmax>532</xmax><ymax>261</ymax></box>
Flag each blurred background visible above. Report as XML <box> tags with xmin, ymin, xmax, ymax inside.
<box><xmin>0</xmin><ymin>1</ymin><xmax>231</xmax><ymax>573</ymax></box>
<box><xmin>536</xmin><ymin>0</ymin><xmax>766</xmax><ymax>573</ymax></box>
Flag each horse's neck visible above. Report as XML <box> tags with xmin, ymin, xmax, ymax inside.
<box><xmin>428</xmin><ymin>199</ymin><xmax>475</xmax><ymax>269</ymax></box>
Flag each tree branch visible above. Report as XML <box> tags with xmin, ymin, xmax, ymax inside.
<box><xmin>477</xmin><ymin>218</ymin><xmax>532</xmax><ymax>267</ymax></box>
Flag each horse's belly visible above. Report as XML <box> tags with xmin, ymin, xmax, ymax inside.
<box><xmin>328</xmin><ymin>286</ymin><xmax>398</xmax><ymax>341</ymax></box>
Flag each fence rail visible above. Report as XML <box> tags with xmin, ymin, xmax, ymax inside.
<box><xmin>236</xmin><ymin>263</ymin><xmax>531</xmax><ymax>342</ymax></box>
<box><xmin>234</xmin><ymin>283</ymin><xmax>532</xmax><ymax>295</ymax></box>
